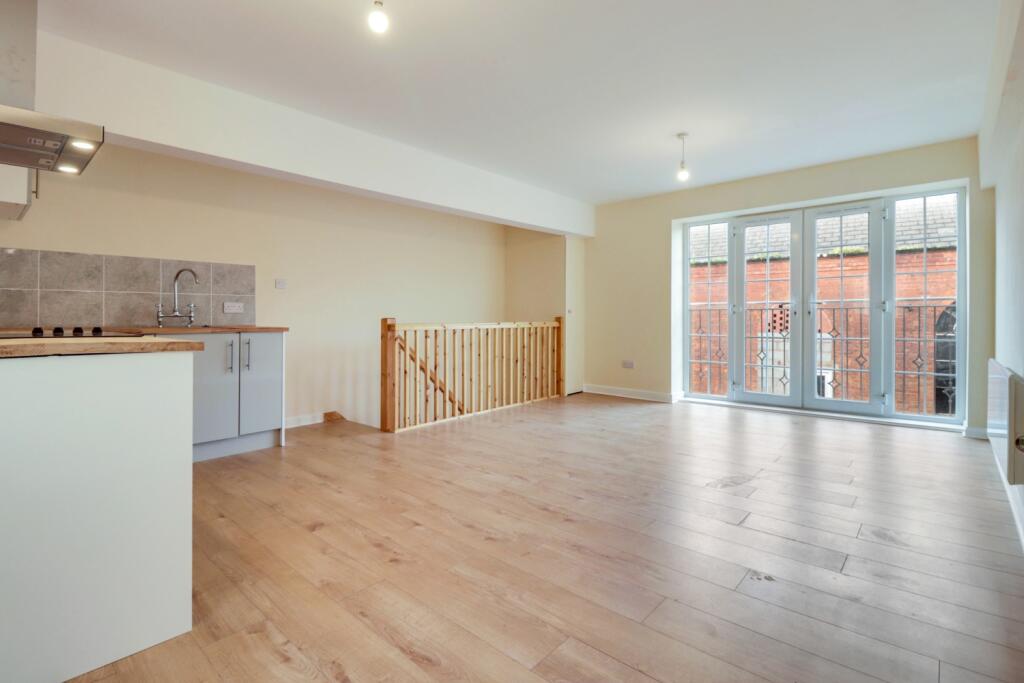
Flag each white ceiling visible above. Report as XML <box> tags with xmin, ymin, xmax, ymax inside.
<box><xmin>39</xmin><ymin>0</ymin><xmax>999</xmax><ymax>204</ymax></box>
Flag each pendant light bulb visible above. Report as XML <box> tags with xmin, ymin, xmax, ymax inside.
<box><xmin>676</xmin><ymin>132</ymin><xmax>691</xmax><ymax>183</ymax></box>
<box><xmin>368</xmin><ymin>0</ymin><xmax>389</xmax><ymax>33</ymax></box>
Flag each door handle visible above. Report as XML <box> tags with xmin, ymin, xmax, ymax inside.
<box><xmin>245</xmin><ymin>339</ymin><xmax>252</xmax><ymax>370</ymax></box>
<box><xmin>228</xmin><ymin>339</ymin><xmax>234</xmax><ymax>373</ymax></box>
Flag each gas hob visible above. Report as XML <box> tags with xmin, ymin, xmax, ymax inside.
<box><xmin>0</xmin><ymin>327</ymin><xmax>144</xmax><ymax>339</ymax></box>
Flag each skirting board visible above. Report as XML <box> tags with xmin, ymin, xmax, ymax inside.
<box><xmin>679</xmin><ymin>395</ymin><xmax>965</xmax><ymax>433</ymax></box>
<box><xmin>582</xmin><ymin>384</ymin><xmax>674</xmax><ymax>403</ymax></box>
<box><xmin>285</xmin><ymin>413</ymin><xmax>325</xmax><ymax>428</ymax></box>
<box><xmin>193</xmin><ymin>429</ymin><xmax>281</xmax><ymax>461</ymax></box>
<box><xmin>989</xmin><ymin>438</ymin><xmax>1024</xmax><ymax>553</ymax></box>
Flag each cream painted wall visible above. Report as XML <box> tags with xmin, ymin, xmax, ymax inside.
<box><xmin>985</xmin><ymin>1</ymin><xmax>1024</xmax><ymax>540</ymax></box>
<box><xmin>0</xmin><ymin>145</ymin><xmax>508</xmax><ymax>428</ymax></box>
<box><xmin>504</xmin><ymin>229</ymin><xmax>585</xmax><ymax>393</ymax></box>
<box><xmin>504</xmin><ymin>229</ymin><xmax>566</xmax><ymax>322</ymax></box>
<box><xmin>588</xmin><ymin>137</ymin><xmax>995</xmax><ymax>430</ymax></box>
<box><xmin>992</xmin><ymin>2</ymin><xmax>1024</xmax><ymax>378</ymax></box>
<box><xmin>565</xmin><ymin>236</ymin><xmax>586</xmax><ymax>394</ymax></box>
<box><xmin>992</xmin><ymin>121</ymin><xmax>1024</xmax><ymax>537</ymax></box>
<box><xmin>995</xmin><ymin>132</ymin><xmax>1024</xmax><ymax>376</ymax></box>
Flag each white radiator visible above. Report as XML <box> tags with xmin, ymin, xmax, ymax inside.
<box><xmin>988</xmin><ymin>358</ymin><xmax>1024</xmax><ymax>485</ymax></box>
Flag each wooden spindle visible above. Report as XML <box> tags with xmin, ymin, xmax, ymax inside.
<box><xmin>402</xmin><ymin>330</ymin><xmax>409</xmax><ymax>428</ymax></box>
<box><xmin>432</xmin><ymin>330</ymin><xmax>438</xmax><ymax>421</ymax></box>
<box><xmin>541</xmin><ymin>325</ymin><xmax>547</xmax><ymax>398</ymax></box>
<box><xmin>442</xmin><ymin>327</ymin><xmax>448</xmax><ymax>419</ymax></box>
<box><xmin>555</xmin><ymin>315</ymin><xmax>564</xmax><ymax>397</ymax></box>
<box><xmin>460</xmin><ymin>329</ymin><xmax>466</xmax><ymax>416</ymax></box>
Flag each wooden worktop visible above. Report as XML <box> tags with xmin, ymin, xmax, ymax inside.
<box><xmin>0</xmin><ymin>325</ymin><xmax>289</xmax><ymax>336</ymax></box>
<box><xmin>110</xmin><ymin>326</ymin><xmax>290</xmax><ymax>335</ymax></box>
<box><xmin>0</xmin><ymin>336</ymin><xmax>204</xmax><ymax>359</ymax></box>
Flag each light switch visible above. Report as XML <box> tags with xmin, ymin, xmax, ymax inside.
<box><xmin>223</xmin><ymin>301</ymin><xmax>245</xmax><ymax>314</ymax></box>
<box><xmin>275</xmin><ymin>278</ymin><xmax>287</xmax><ymax>290</ymax></box>
<box><xmin>622</xmin><ymin>360</ymin><xmax>635</xmax><ymax>369</ymax></box>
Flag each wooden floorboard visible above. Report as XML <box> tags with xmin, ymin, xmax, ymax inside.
<box><xmin>70</xmin><ymin>394</ymin><xmax>1024</xmax><ymax>683</ymax></box>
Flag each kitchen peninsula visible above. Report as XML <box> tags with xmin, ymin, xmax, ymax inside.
<box><xmin>0</xmin><ymin>335</ymin><xmax>200</xmax><ymax>682</ymax></box>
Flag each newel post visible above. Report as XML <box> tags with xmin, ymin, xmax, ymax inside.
<box><xmin>555</xmin><ymin>315</ymin><xmax>566</xmax><ymax>397</ymax></box>
<box><xmin>380</xmin><ymin>317</ymin><xmax>397</xmax><ymax>432</ymax></box>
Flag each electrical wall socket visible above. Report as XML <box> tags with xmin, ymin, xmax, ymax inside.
<box><xmin>621</xmin><ymin>360</ymin><xmax>635</xmax><ymax>369</ymax></box>
<box><xmin>223</xmin><ymin>301</ymin><xmax>245</xmax><ymax>314</ymax></box>
<box><xmin>275</xmin><ymin>278</ymin><xmax>287</xmax><ymax>290</ymax></box>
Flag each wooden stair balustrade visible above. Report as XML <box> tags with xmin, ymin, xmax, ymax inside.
<box><xmin>394</xmin><ymin>332</ymin><xmax>465</xmax><ymax>416</ymax></box>
<box><xmin>380</xmin><ymin>318</ymin><xmax>564</xmax><ymax>433</ymax></box>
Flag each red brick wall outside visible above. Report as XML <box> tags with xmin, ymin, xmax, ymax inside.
<box><xmin>689</xmin><ymin>248</ymin><xmax>957</xmax><ymax>415</ymax></box>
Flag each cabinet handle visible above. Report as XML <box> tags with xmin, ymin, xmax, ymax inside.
<box><xmin>228</xmin><ymin>339</ymin><xmax>234</xmax><ymax>373</ymax></box>
<box><xmin>245</xmin><ymin>339</ymin><xmax>252</xmax><ymax>370</ymax></box>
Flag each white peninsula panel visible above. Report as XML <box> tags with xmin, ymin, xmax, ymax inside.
<box><xmin>0</xmin><ymin>350</ymin><xmax>194</xmax><ymax>682</ymax></box>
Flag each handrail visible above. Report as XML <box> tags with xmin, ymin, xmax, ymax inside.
<box><xmin>395</xmin><ymin>321</ymin><xmax>560</xmax><ymax>331</ymax></box>
<box><xmin>380</xmin><ymin>316</ymin><xmax>564</xmax><ymax>433</ymax></box>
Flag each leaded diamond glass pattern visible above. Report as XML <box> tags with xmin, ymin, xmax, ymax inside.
<box><xmin>813</xmin><ymin>212</ymin><xmax>871</xmax><ymax>402</ymax></box>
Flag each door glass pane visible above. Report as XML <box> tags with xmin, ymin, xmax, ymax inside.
<box><xmin>688</xmin><ymin>223</ymin><xmax>729</xmax><ymax>395</ymax></box>
<box><xmin>743</xmin><ymin>222</ymin><xmax>792</xmax><ymax>395</ymax></box>
<box><xmin>813</xmin><ymin>212</ymin><xmax>871</xmax><ymax>402</ymax></box>
<box><xmin>894</xmin><ymin>193</ymin><xmax>959</xmax><ymax>416</ymax></box>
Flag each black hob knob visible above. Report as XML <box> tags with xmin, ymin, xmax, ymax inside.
<box><xmin>31</xmin><ymin>327</ymin><xmax>43</xmax><ymax>337</ymax></box>
<box><xmin>72</xmin><ymin>326</ymin><xmax>84</xmax><ymax>337</ymax></box>
<box><xmin>52</xmin><ymin>326</ymin><xmax>64</xmax><ymax>337</ymax></box>
<box><xmin>92</xmin><ymin>326</ymin><xmax>103</xmax><ymax>337</ymax></box>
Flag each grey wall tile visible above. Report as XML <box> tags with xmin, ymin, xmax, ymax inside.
<box><xmin>212</xmin><ymin>263</ymin><xmax>255</xmax><ymax>295</ymax></box>
<box><xmin>40</xmin><ymin>251</ymin><xmax>103</xmax><ymax>291</ymax></box>
<box><xmin>160</xmin><ymin>293</ymin><xmax>212</xmax><ymax>327</ymax></box>
<box><xmin>105</xmin><ymin>292</ymin><xmax>160</xmax><ymax>327</ymax></box>
<box><xmin>39</xmin><ymin>290</ymin><xmax>103</xmax><ymax>327</ymax></box>
<box><xmin>0</xmin><ymin>248</ymin><xmax>38</xmax><ymax>288</ymax></box>
<box><xmin>212</xmin><ymin>295</ymin><xmax>255</xmax><ymax>326</ymax></box>
<box><xmin>105</xmin><ymin>255</ymin><xmax>160</xmax><ymax>293</ymax></box>
<box><xmin>161</xmin><ymin>260</ymin><xmax>212</xmax><ymax>296</ymax></box>
<box><xmin>0</xmin><ymin>289</ymin><xmax>38</xmax><ymax>327</ymax></box>
<box><xmin>2</xmin><ymin>248</ymin><xmax>255</xmax><ymax>330</ymax></box>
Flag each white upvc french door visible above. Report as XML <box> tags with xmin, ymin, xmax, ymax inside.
<box><xmin>881</xmin><ymin>188</ymin><xmax>966</xmax><ymax>423</ymax></box>
<box><xmin>684</xmin><ymin>190</ymin><xmax>963</xmax><ymax>424</ymax></box>
<box><xmin>729</xmin><ymin>212</ymin><xmax>803</xmax><ymax>408</ymax></box>
<box><xmin>801</xmin><ymin>200</ymin><xmax>886</xmax><ymax>415</ymax></box>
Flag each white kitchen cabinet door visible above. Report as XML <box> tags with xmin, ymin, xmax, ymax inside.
<box><xmin>239</xmin><ymin>332</ymin><xmax>284</xmax><ymax>436</ymax></box>
<box><xmin>193</xmin><ymin>333</ymin><xmax>240</xmax><ymax>443</ymax></box>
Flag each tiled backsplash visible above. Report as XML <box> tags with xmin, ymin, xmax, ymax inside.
<box><xmin>0</xmin><ymin>247</ymin><xmax>255</xmax><ymax>328</ymax></box>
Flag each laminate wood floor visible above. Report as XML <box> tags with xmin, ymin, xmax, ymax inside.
<box><xmin>72</xmin><ymin>394</ymin><xmax>1024</xmax><ymax>683</ymax></box>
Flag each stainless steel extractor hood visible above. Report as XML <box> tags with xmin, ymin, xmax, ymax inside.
<box><xmin>0</xmin><ymin>0</ymin><xmax>106</xmax><ymax>219</ymax></box>
<box><xmin>0</xmin><ymin>103</ymin><xmax>104</xmax><ymax>174</ymax></box>
<box><xmin>0</xmin><ymin>0</ymin><xmax>104</xmax><ymax>177</ymax></box>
